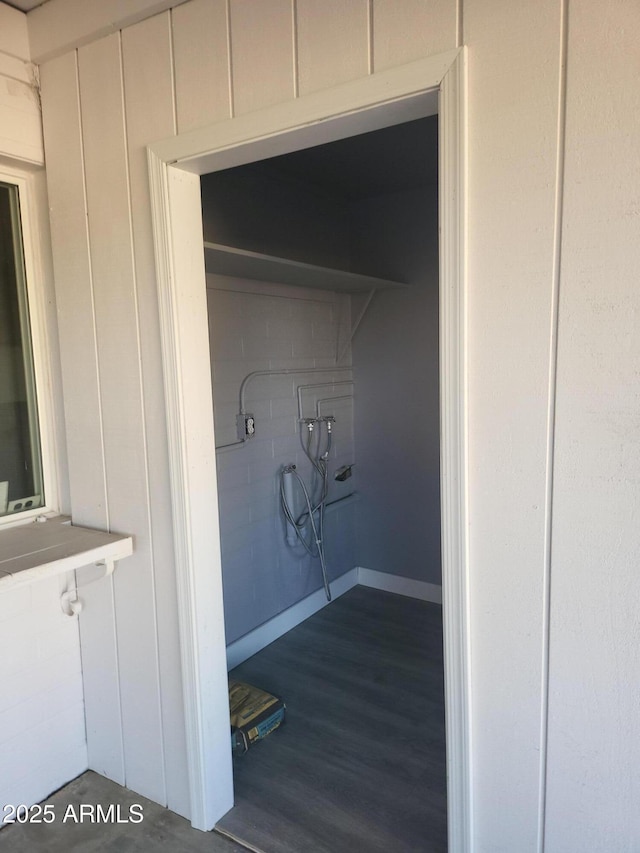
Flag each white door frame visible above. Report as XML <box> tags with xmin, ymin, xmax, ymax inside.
<box><xmin>148</xmin><ymin>47</ymin><xmax>470</xmax><ymax>851</ymax></box>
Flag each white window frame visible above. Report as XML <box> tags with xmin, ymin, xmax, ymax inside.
<box><xmin>0</xmin><ymin>163</ymin><xmax>62</xmax><ymax>528</ymax></box>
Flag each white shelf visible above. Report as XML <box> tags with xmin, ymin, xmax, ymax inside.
<box><xmin>204</xmin><ymin>242</ymin><xmax>407</xmax><ymax>293</ymax></box>
<box><xmin>0</xmin><ymin>514</ymin><xmax>133</xmax><ymax>592</ymax></box>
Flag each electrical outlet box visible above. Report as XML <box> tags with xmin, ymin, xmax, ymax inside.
<box><xmin>7</xmin><ymin>495</ymin><xmax>41</xmax><ymax>513</ymax></box>
<box><xmin>237</xmin><ymin>413</ymin><xmax>256</xmax><ymax>441</ymax></box>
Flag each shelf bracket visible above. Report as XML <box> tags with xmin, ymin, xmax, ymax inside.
<box><xmin>337</xmin><ymin>288</ymin><xmax>376</xmax><ymax>364</ymax></box>
<box><xmin>60</xmin><ymin>558</ymin><xmax>117</xmax><ymax>617</ymax></box>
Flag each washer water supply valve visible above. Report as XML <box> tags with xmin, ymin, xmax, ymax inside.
<box><xmin>236</xmin><ymin>413</ymin><xmax>255</xmax><ymax>441</ymax></box>
<box><xmin>280</xmin><ymin>414</ymin><xmax>336</xmax><ymax>602</ymax></box>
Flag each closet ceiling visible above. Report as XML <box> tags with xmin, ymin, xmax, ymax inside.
<box><xmin>228</xmin><ymin>115</ymin><xmax>438</xmax><ymax>202</ymax></box>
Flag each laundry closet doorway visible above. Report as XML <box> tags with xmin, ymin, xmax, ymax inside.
<box><xmin>147</xmin><ymin>48</ymin><xmax>469</xmax><ymax>851</ymax></box>
<box><xmin>203</xmin><ymin>113</ymin><xmax>440</xmax><ymax>642</ymax></box>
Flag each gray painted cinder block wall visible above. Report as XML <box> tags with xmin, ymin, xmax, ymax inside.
<box><xmin>351</xmin><ymin>187</ymin><xmax>441</xmax><ymax>584</ymax></box>
<box><xmin>208</xmin><ymin>280</ymin><xmax>356</xmax><ymax>644</ymax></box>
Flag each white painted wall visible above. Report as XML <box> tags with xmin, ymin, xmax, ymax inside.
<box><xmin>39</xmin><ymin>17</ymin><xmax>189</xmax><ymax>818</ymax></box>
<box><xmin>0</xmin><ymin>577</ymin><xmax>86</xmax><ymax>820</ymax></box>
<box><xmin>0</xmin><ymin>3</ymin><xmax>85</xmax><ymax>823</ymax></box>
<box><xmin>544</xmin><ymin>2</ymin><xmax>640</xmax><ymax>848</ymax></box>
<box><xmin>32</xmin><ymin>0</ymin><xmax>640</xmax><ymax>849</ymax></box>
<box><xmin>0</xmin><ymin>4</ymin><xmax>42</xmax><ymax>166</ymax></box>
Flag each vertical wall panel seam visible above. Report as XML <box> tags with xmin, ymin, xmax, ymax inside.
<box><xmin>168</xmin><ymin>9</ymin><xmax>179</xmax><ymax>135</ymax></box>
<box><xmin>537</xmin><ymin>1</ymin><xmax>569</xmax><ymax>850</ymax></box>
<box><xmin>460</xmin><ymin>50</ymin><xmax>472</xmax><ymax>851</ymax></box>
<box><xmin>225</xmin><ymin>0</ymin><xmax>235</xmax><ymax>118</ymax></box>
<box><xmin>456</xmin><ymin>0</ymin><xmax>463</xmax><ymax>48</ymax></box>
<box><xmin>291</xmin><ymin>0</ymin><xmax>299</xmax><ymax>97</ymax></box>
<box><xmin>75</xmin><ymin>44</ymin><xmax>125</xmax><ymax>772</ymax></box>
<box><xmin>68</xmin><ymin>49</ymin><xmax>92</xmax><ymax>758</ymax></box>
<box><xmin>117</xmin><ymin>26</ymin><xmax>168</xmax><ymax>803</ymax></box>
<box><xmin>366</xmin><ymin>0</ymin><xmax>373</xmax><ymax>74</ymax></box>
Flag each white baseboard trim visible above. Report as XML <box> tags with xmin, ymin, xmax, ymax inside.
<box><xmin>226</xmin><ymin>568</ymin><xmax>359</xmax><ymax>670</ymax></box>
<box><xmin>225</xmin><ymin>566</ymin><xmax>442</xmax><ymax>670</ymax></box>
<box><xmin>357</xmin><ymin>567</ymin><xmax>442</xmax><ymax>604</ymax></box>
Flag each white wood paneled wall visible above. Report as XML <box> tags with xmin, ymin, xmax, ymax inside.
<box><xmin>296</xmin><ymin>0</ymin><xmax>370</xmax><ymax>94</ymax></box>
<box><xmin>545</xmin><ymin>1</ymin><xmax>640</xmax><ymax>849</ymax></box>
<box><xmin>172</xmin><ymin>0</ymin><xmax>231</xmax><ymax>132</ymax></box>
<box><xmin>37</xmin><ymin>0</ymin><xmax>640</xmax><ymax>848</ymax></box>
<box><xmin>371</xmin><ymin>0</ymin><xmax>457</xmax><ymax>70</ymax></box>
<box><xmin>39</xmin><ymin>0</ymin><xmax>459</xmax><ymax>821</ymax></box>
<box><xmin>121</xmin><ymin>14</ymin><xmax>191</xmax><ymax>817</ymax></box>
<box><xmin>0</xmin><ymin>3</ymin><xmax>86</xmax><ymax>816</ymax></box>
<box><xmin>229</xmin><ymin>0</ymin><xmax>295</xmax><ymax>115</ymax></box>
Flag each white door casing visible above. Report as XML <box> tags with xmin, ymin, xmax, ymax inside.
<box><xmin>147</xmin><ymin>48</ymin><xmax>470</xmax><ymax>851</ymax></box>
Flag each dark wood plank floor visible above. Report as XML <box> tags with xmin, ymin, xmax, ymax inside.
<box><xmin>217</xmin><ymin>585</ymin><xmax>447</xmax><ymax>853</ymax></box>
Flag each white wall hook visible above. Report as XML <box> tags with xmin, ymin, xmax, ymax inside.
<box><xmin>95</xmin><ymin>558</ymin><xmax>116</xmax><ymax>576</ymax></box>
<box><xmin>61</xmin><ymin>588</ymin><xmax>83</xmax><ymax>617</ymax></box>
<box><xmin>60</xmin><ymin>559</ymin><xmax>117</xmax><ymax>616</ymax></box>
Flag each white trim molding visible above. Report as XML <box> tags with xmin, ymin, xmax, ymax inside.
<box><xmin>226</xmin><ymin>569</ymin><xmax>359</xmax><ymax>671</ymax></box>
<box><xmin>357</xmin><ymin>568</ymin><xmax>443</xmax><ymax>604</ymax></box>
<box><xmin>0</xmin><ymin>164</ymin><xmax>63</xmax><ymax>527</ymax></box>
<box><xmin>226</xmin><ymin>567</ymin><xmax>442</xmax><ymax>673</ymax></box>
<box><xmin>147</xmin><ymin>156</ymin><xmax>234</xmax><ymax>831</ymax></box>
<box><xmin>439</xmin><ymin>48</ymin><xmax>472</xmax><ymax>853</ymax></box>
<box><xmin>148</xmin><ymin>48</ymin><xmax>470</xmax><ymax>848</ymax></box>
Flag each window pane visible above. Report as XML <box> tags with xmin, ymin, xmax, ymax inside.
<box><xmin>0</xmin><ymin>182</ymin><xmax>43</xmax><ymax>516</ymax></box>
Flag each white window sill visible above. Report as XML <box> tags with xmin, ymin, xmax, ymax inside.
<box><xmin>0</xmin><ymin>514</ymin><xmax>133</xmax><ymax>593</ymax></box>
